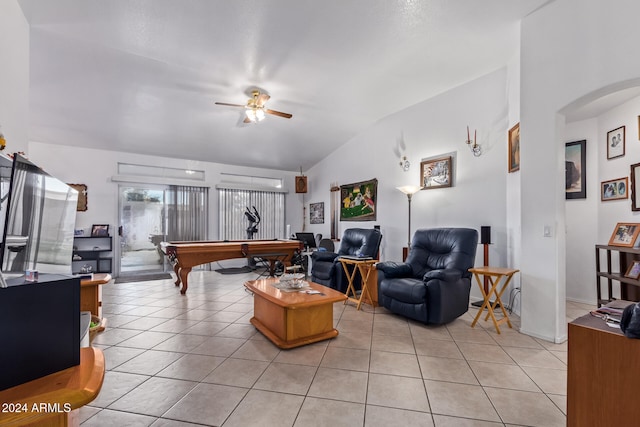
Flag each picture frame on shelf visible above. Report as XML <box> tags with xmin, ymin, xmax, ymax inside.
<box><xmin>606</xmin><ymin>126</ymin><xmax>625</xmax><ymax>159</ymax></box>
<box><xmin>309</xmin><ymin>202</ymin><xmax>324</xmax><ymax>224</ymax></box>
<box><xmin>565</xmin><ymin>140</ymin><xmax>586</xmax><ymax>199</ymax></box>
<box><xmin>631</xmin><ymin>162</ymin><xmax>640</xmax><ymax>211</ymax></box>
<box><xmin>91</xmin><ymin>224</ymin><xmax>109</xmax><ymax>237</ymax></box>
<box><xmin>608</xmin><ymin>222</ymin><xmax>640</xmax><ymax>247</ymax></box>
<box><xmin>601</xmin><ymin>177</ymin><xmax>628</xmax><ymax>201</ymax></box>
<box><xmin>625</xmin><ymin>260</ymin><xmax>640</xmax><ymax>280</ymax></box>
<box><xmin>340</xmin><ymin>178</ymin><xmax>377</xmax><ymax>221</ymax></box>
<box><xmin>420</xmin><ymin>155</ymin><xmax>452</xmax><ymax>189</ymax></box>
<box><xmin>508</xmin><ymin>123</ymin><xmax>520</xmax><ymax>173</ymax></box>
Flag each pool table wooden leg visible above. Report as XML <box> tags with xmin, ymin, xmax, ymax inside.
<box><xmin>179</xmin><ymin>267</ymin><xmax>191</xmax><ymax>294</ymax></box>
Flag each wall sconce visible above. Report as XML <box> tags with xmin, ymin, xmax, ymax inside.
<box><xmin>399</xmin><ymin>156</ymin><xmax>410</xmax><ymax>171</ymax></box>
<box><xmin>466</xmin><ymin>126</ymin><xmax>481</xmax><ymax>157</ymax></box>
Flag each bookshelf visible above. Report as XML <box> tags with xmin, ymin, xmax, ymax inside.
<box><xmin>595</xmin><ymin>244</ymin><xmax>640</xmax><ymax>307</ymax></box>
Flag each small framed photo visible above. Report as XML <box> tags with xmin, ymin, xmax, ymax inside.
<box><xmin>607</xmin><ymin>126</ymin><xmax>625</xmax><ymax>159</ymax></box>
<box><xmin>421</xmin><ymin>156</ymin><xmax>452</xmax><ymax>189</ymax></box>
<box><xmin>91</xmin><ymin>224</ymin><xmax>109</xmax><ymax>237</ymax></box>
<box><xmin>608</xmin><ymin>222</ymin><xmax>640</xmax><ymax>247</ymax></box>
<box><xmin>601</xmin><ymin>177</ymin><xmax>628</xmax><ymax>201</ymax></box>
<box><xmin>508</xmin><ymin>123</ymin><xmax>520</xmax><ymax>173</ymax></box>
<box><xmin>631</xmin><ymin>162</ymin><xmax>640</xmax><ymax>211</ymax></box>
<box><xmin>625</xmin><ymin>260</ymin><xmax>640</xmax><ymax>280</ymax></box>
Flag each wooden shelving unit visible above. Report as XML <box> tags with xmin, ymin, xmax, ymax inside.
<box><xmin>595</xmin><ymin>244</ymin><xmax>640</xmax><ymax>307</ymax></box>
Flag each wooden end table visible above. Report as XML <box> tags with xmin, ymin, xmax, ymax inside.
<box><xmin>245</xmin><ymin>278</ymin><xmax>347</xmax><ymax>349</ymax></box>
<box><xmin>469</xmin><ymin>266</ymin><xmax>519</xmax><ymax>334</ymax></box>
<box><xmin>339</xmin><ymin>257</ymin><xmax>377</xmax><ymax>310</ymax></box>
<box><xmin>0</xmin><ymin>347</ymin><xmax>105</xmax><ymax>426</ymax></box>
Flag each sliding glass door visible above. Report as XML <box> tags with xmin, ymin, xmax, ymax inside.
<box><xmin>118</xmin><ymin>183</ymin><xmax>209</xmax><ymax>278</ymax></box>
<box><xmin>118</xmin><ymin>185</ymin><xmax>168</xmax><ymax>276</ymax></box>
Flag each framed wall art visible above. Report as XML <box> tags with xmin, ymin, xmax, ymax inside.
<box><xmin>607</xmin><ymin>126</ymin><xmax>625</xmax><ymax>159</ymax></box>
<box><xmin>68</xmin><ymin>183</ymin><xmax>88</xmax><ymax>211</ymax></box>
<box><xmin>631</xmin><ymin>162</ymin><xmax>640</xmax><ymax>211</ymax></box>
<box><xmin>565</xmin><ymin>140</ymin><xmax>586</xmax><ymax>199</ymax></box>
<box><xmin>309</xmin><ymin>202</ymin><xmax>325</xmax><ymax>224</ymax></box>
<box><xmin>340</xmin><ymin>178</ymin><xmax>377</xmax><ymax>221</ymax></box>
<box><xmin>508</xmin><ymin>122</ymin><xmax>520</xmax><ymax>173</ymax></box>
<box><xmin>608</xmin><ymin>222</ymin><xmax>640</xmax><ymax>247</ymax></box>
<box><xmin>420</xmin><ymin>156</ymin><xmax>452</xmax><ymax>189</ymax></box>
<box><xmin>601</xmin><ymin>177</ymin><xmax>628</xmax><ymax>201</ymax></box>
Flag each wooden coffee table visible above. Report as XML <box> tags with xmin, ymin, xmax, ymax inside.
<box><xmin>245</xmin><ymin>278</ymin><xmax>347</xmax><ymax>349</ymax></box>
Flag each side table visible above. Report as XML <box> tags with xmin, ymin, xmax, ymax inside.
<box><xmin>0</xmin><ymin>347</ymin><xmax>105</xmax><ymax>426</ymax></box>
<box><xmin>339</xmin><ymin>257</ymin><xmax>377</xmax><ymax>310</ymax></box>
<box><xmin>469</xmin><ymin>266</ymin><xmax>519</xmax><ymax>334</ymax></box>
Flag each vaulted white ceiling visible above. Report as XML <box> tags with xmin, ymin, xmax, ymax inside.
<box><xmin>18</xmin><ymin>0</ymin><xmax>551</xmax><ymax>171</ymax></box>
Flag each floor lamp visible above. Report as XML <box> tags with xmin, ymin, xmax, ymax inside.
<box><xmin>396</xmin><ymin>186</ymin><xmax>422</xmax><ymax>261</ymax></box>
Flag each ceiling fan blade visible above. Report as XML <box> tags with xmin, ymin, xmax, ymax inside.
<box><xmin>243</xmin><ymin>117</ymin><xmax>252</xmax><ymax>123</ymax></box>
<box><xmin>215</xmin><ymin>102</ymin><xmax>245</xmax><ymax>108</ymax></box>
<box><xmin>256</xmin><ymin>93</ymin><xmax>270</xmax><ymax>107</ymax></box>
<box><xmin>266</xmin><ymin>109</ymin><xmax>293</xmax><ymax>119</ymax></box>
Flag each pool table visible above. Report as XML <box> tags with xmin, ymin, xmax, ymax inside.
<box><xmin>162</xmin><ymin>239</ymin><xmax>303</xmax><ymax>294</ymax></box>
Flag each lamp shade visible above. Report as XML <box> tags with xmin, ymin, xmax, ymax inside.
<box><xmin>396</xmin><ymin>185</ymin><xmax>422</xmax><ymax>196</ymax></box>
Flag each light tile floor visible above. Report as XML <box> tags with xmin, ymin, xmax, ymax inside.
<box><xmin>80</xmin><ymin>271</ymin><xmax>595</xmax><ymax>426</ymax></box>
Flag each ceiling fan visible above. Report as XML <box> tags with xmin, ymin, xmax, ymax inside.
<box><xmin>215</xmin><ymin>90</ymin><xmax>293</xmax><ymax>123</ymax></box>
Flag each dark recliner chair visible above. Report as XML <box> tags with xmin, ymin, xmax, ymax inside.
<box><xmin>377</xmin><ymin>228</ymin><xmax>478</xmax><ymax>325</ymax></box>
<box><xmin>311</xmin><ymin>228</ymin><xmax>382</xmax><ymax>292</ymax></box>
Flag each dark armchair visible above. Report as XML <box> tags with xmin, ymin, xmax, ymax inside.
<box><xmin>311</xmin><ymin>228</ymin><xmax>382</xmax><ymax>293</ymax></box>
<box><xmin>377</xmin><ymin>228</ymin><xmax>478</xmax><ymax>325</ymax></box>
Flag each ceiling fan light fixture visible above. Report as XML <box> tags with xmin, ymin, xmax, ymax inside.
<box><xmin>245</xmin><ymin>107</ymin><xmax>265</xmax><ymax>122</ymax></box>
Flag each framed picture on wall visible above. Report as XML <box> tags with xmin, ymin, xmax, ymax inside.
<box><xmin>631</xmin><ymin>162</ymin><xmax>640</xmax><ymax>211</ymax></box>
<box><xmin>608</xmin><ymin>222</ymin><xmax>640</xmax><ymax>247</ymax></box>
<box><xmin>508</xmin><ymin>123</ymin><xmax>520</xmax><ymax>173</ymax></box>
<box><xmin>565</xmin><ymin>140</ymin><xmax>586</xmax><ymax>199</ymax></box>
<box><xmin>309</xmin><ymin>202</ymin><xmax>324</xmax><ymax>224</ymax></box>
<box><xmin>420</xmin><ymin>155</ymin><xmax>452</xmax><ymax>189</ymax></box>
<box><xmin>340</xmin><ymin>179</ymin><xmax>377</xmax><ymax>221</ymax></box>
<box><xmin>601</xmin><ymin>177</ymin><xmax>628</xmax><ymax>201</ymax></box>
<box><xmin>67</xmin><ymin>183</ymin><xmax>88</xmax><ymax>211</ymax></box>
<box><xmin>607</xmin><ymin>126</ymin><xmax>625</xmax><ymax>159</ymax></box>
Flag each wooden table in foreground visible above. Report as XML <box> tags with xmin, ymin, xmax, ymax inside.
<box><xmin>163</xmin><ymin>239</ymin><xmax>303</xmax><ymax>294</ymax></box>
<box><xmin>245</xmin><ymin>278</ymin><xmax>347</xmax><ymax>349</ymax></box>
<box><xmin>0</xmin><ymin>347</ymin><xmax>105</xmax><ymax>427</ymax></box>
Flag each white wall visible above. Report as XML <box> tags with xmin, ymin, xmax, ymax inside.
<box><xmin>521</xmin><ymin>0</ymin><xmax>640</xmax><ymax>342</ymax></box>
<box><xmin>0</xmin><ymin>0</ymin><xmax>29</xmax><ymax>154</ymax></box>
<box><xmin>28</xmin><ymin>141</ymin><xmax>305</xmax><ymax>275</ymax></box>
<box><xmin>564</xmin><ymin>118</ymin><xmax>599</xmax><ymax>303</ymax></box>
<box><xmin>307</xmin><ymin>67</ymin><xmax>513</xmax><ymax>305</ymax></box>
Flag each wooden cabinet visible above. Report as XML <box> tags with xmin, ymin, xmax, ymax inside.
<box><xmin>568</xmin><ymin>310</ymin><xmax>640</xmax><ymax>426</ymax></box>
<box><xmin>595</xmin><ymin>244</ymin><xmax>640</xmax><ymax>306</ymax></box>
<box><xmin>72</xmin><ymin>236</ymin><xmax>112</xmax><ymax>274</ymax></box>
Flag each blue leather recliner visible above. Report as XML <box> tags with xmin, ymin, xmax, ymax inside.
<box><xmin>311</xmin><ymin>228</ymin><xmax>382</xmax><ymax>293</ymax></box>
<box><xmin>377</xmin><ymin>228</ymin><xmax>478</xmax><ymax>325</ymax></box>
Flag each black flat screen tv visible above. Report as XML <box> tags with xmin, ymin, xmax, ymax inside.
<box><xmin>1</xmin><ymin>154</ymin><xmax>78</xmax><ymax>275</ymax></box>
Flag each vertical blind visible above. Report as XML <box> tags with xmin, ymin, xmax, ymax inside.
<box><xmin>218</xmin><ymin>188</ymin><xmax>285</xmax><ymax>240</ymax></box>
<box><xmin>166</xmin><ymin>185</ymin><xmax>208</xmax><ymax>241</ymax></box>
